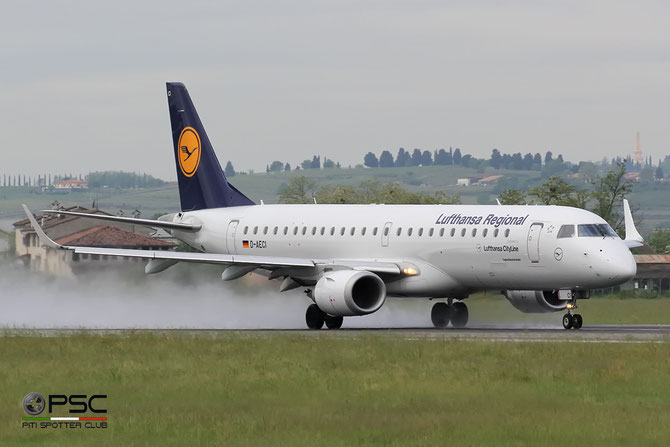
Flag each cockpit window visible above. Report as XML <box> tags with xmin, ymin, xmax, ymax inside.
<box><xmin>598</xmin><ymin>224</ymin><xmax>618</xmax><ymax>237</ymax></box>
<box><xmin>557</xmin><ymin>225</ymin><xmax>575</xmax><ymax>238</ymax></box>
<box><xmin>578</xmin><ymin>224</ymin><xmax>618</xmax><ymax>238</ymax></box>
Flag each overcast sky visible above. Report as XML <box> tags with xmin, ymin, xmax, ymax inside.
<box><xmin>2</xmin><ymin>0</ymin><xmax>669</xmax><ymax>180</ymax></box>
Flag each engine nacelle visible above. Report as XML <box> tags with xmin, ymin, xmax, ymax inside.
<box><xmin>503</xmin><ymin>290</ymin><xmax>567</xmax><ymax>313</ymax></box>
<box><xmin>314</xmin><ymin>270</ymin><xmax>386</xmax><ymax>316</ymax></box>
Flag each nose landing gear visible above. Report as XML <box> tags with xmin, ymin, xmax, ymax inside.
<box><xmin>562</xmin><ymin>301</ymin><xmax>583</xmax><ymax>330</ymax></box>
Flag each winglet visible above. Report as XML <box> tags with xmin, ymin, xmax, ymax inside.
<box><xmin>21</xmin><ymin>204</ymin><xmax>65</xmax><ymax>249</ymax></box>
<box><xmin>623</xmin><ymin>199</ymin><xmax>644</xmax><ymax>247</ymax></box>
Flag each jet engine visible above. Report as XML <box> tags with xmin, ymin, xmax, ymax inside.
<box><xmin>314</xmin><ymin>270</ymin><xmax>386</xmax><ymax>317</ymax></box>
<box><xmin>503</xmin><ymin>290</ymin><xmax>567</xmax><ymax>313</ymax></box>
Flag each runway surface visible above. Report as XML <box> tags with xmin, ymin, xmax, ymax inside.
<box><xmin>3</xmin><ymin>325</ymin><xmax>669</xmax><ymax>343</ymax></box>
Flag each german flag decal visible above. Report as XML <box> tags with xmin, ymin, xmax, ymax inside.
<box><xmin>242</xmin><ymin>241</ymin><xmax>249</xmax><ymax>248</ymax></box>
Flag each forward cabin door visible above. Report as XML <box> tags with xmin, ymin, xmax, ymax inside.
<box><xmin>226</xmin><ymin>220</ymin><xmax>239</xmax><ymax>254</ymax></box>
<box><xmin>527</xmin><ymin>223</ymin><xmax>543</xmax><ymax>263</ymax></box>
<box><xmin>381</xmin><ymin>222</ymin><xmax>392</xmax><ymax>247</ymax></box>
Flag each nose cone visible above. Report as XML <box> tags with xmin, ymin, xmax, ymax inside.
<box><xmin>606</xmin><ymin>248</ymin><xmax>637</xmax><ymax>283</ymax></box>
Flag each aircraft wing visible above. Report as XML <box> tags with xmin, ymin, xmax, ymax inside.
<box><xmin>37</xmin><ymin>209</ymin><xmax>201</xmax><ymax>232</ymax></box>
<box><xmin>22</xmin><ymin>205</ymin><xmax>401</xmax><ymax>275</ymax></box>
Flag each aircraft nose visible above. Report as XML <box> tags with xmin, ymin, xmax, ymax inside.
<box><xmin>605</xmin><ymin>248</ymin><xmax>637</xmax><ymax>282</ymax></box>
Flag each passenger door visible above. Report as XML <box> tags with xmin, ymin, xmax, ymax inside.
<box><xmin>226</xmin><ymin>220</ymin><xmax>239</xmax><ymax>254</ymax></box>
<box><xmin>527</xmin><ymin>223</ymin><xmax>543</xmax><ymax>263</ymax></box>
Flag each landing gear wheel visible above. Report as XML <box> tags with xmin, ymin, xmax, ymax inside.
<box><xmin>562</xmin><ymin>313</ymin><xmax>574</xmax><ymax>330</ymax></box>
<box><xmin>325</xmin><ymin>315</ymin><xmax>344</xmax><ymax>330</ymax></box>
<box><xmin>573</xmin><ymin>314</ymin><xmax>583</xmax><ymax>329</ymax></box>
<box><xmin>431</xmin><ymin>302</ymin><xmax>452</xmax><ymax>328</ymax></box>
<box><xmin>451</xmin><ymin>302</ymin><xmax>469</xmax><ymax>328</ymax></box>
<box><xmin>306</xmin><ymin>304</ymin><xmax>325</xmax><ymax>330</ymax></box>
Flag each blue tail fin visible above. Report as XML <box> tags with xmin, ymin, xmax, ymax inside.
<box><xmin>166</xmin><ymin>82</ymin><xmax>254</xmax><ymax>211</ymax></box>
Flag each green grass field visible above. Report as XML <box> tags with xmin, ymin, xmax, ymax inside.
<box><xmin>0</xmin><ymin>333</ymin><xmax>668</xmax><ymax>446</ymax></box>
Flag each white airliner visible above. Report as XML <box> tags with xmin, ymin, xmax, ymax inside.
<box><xmin>22</xmin><ymin>82</ymin><xmax>643</xmax><ymax>330</ymax></box>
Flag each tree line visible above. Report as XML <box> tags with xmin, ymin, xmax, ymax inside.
<box><xmin>0</xmin><ymin>171</ymin><xmax>165</xmax><ymax>189</ymax></box>
<box><xmin>279</xmin><ymin>177</ymin><xmax>460</xmax><ymax>205</ymax></box>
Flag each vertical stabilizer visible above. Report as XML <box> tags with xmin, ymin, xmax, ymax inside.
<box><xmin>166</xmin><ymin>82</ymin><xmax>254</xmax><ymax>211</ymax></box>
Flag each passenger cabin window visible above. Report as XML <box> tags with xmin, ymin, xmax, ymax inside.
<box><xmin>263</xmin><ymin>226</ymin><xmax>268</xmax><ymax>235</ymax></box>
<box><xmin>312</xmin><ymin>227</ymin><xmax>316</xmax><ymax>235</ymax></box>
<box><xmin>284</xmin><ymin>226</ymin><xmax>288</xmax><ymax>235</ymax></box>
<box><xmin>350</xmin><ymin>227</ymin><xmax>355</xmax><ymax>236</ymax></box>
<box><xmin>373</xmin><ymin>227</ymin><xmax>378</xmax><ymax>236</ymax></box>
<box><xmin>482</xmin><ymin>228</ymin><xmax>488</xmax><ymax>237</ymax></box>
<box><xmin>293</xmin><ymin>227</ymin><xmax>298</xmax><ymax>235</ymax></box>
<box><xmin>461</xmin><ymin>228</ymin><xmax>466</xmax><ymax>237</ymax></box>
<box><xmin>273</xmin><ymin>227</ymin><xmax>278</xmax><ymax>235</ymax></box>
<box><xmin>471</xmin><ymin>228</ymin><xmax>477</xmax><ymax>237</ymax></box>
<box><xmin>418</xmin><ymin>228</ymin><xmax>424</xmax><ymax>236</ymax></box>
<box><xmin>384</xmin><ymin>227</ymin><xmax>389</xmax><ymax>236</ymax></box>
<box><xmin>408</xmin><ymin>228</ymin><xmax>413</xmax><ymax>236</ymax></box>
<box><xmin>302</xmin><ymin>227</ymin><xmax>307</xmax><ymax>235</ymax></box>
<box><xmin>439</xmin><ymin>228</ymin><xmax>445</xmax><ymax>237</ymax></box>
<box><xmin>494</xmin><ymin>228</ymin><xmax>499</xmax><ymax>237</ymax></box>
<box><xmin>244</xmin><ymin>226</ymin><xmax>248</xmax><ymax>235</ymax></box>
<box><xmin>450</xmin><ymin>228</ymin><xmax>455</xmax><ymax>237</ymax></box>
<box><xmin>330</xmin><ymin>227</ymin><xmax>335</xmax><ymax>236</ymax></box>
<box><xmin>340</xmin><ymin>227</ymin><xmax>346</xmax><ymax>236</ymax></box>
<box><xmin>396</xmin><ymin>227</ymin><xmax>402</xmax><ymax>236</ymax></box>
<box><xmin>320</xmin><ymin>227</ymin><xmax>325</xmax><ymax>235</ymax></box>
<box><xmin>361</xmin><ymin>227</ymin><xmax>367</xmax><ymax>236</ymax></box>
<box><xmin>578</xmin><ymin>224</ymin><xmax>618</xmax><ymax>237</ymax></box>
<box><xmin>253</xmin><ymin>226</ymin><xmax>258</xmax><ymax>235</ymax></box>
<box><xmin>429</xmin><ymin>228</ymin><xmax>434</xmax><ymax>237</ymax></box>
<box><xmin>557</xmin><ymin>225</ymin><xmax>575</xmax><ymax>238</ymax></box>
<box><xmin>504</xmin><ymin>229</ymin><xmax>510</xmax><ymax>237</ymax></box>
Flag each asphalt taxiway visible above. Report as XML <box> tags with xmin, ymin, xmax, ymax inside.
<box><xmin>2</xmin><ymin>325</ymin><xmax>668</xmax><ymax>343</ymax></box>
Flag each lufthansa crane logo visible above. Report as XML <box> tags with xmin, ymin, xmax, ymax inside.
<box><xmin>177</xmin><ymin>127</ymin><xmax>201</xmax><ymax>177</ymax></box>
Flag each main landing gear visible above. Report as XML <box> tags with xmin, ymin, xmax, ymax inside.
<box><xmin>431</xmin><ymin>301</ymin><xmax>469</xmax><ymax>329</ymax></box>
<box><xmin>305</xmin><ymin>304</ymin><xmax>343</xmax><ymax>330</ymax></box>
<box><xmin>562</xmin><ymin>301</ymin><xmax>583</xmax><ymax>330</ymax></box>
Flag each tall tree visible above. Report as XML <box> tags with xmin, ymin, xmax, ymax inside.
<box><xmin>591</xmin><ymin>162</ymin><xmax>632</xmax><ymax>231</ymax></box>
<box><xmin>379</xmin><ymin>150</ymin><xmax>394</xmax><ymax>167</ymax></box>
<box><xmin>453</xmin><ymin>148</ymin><xmax>462</xmax><ymax>165</ymax></box>
<box><xmin>421</xmin><ymin>150</ymin><xmax>433</xmax><ymax>166</ymax></box>
<box><xmin>310</xmin><ymin>155</ymin><xmax>321</xmax><ymax>169</ymax></box>
<box><xmin>409</xmin><ymin>148</ymin><xmax>422</xmax><ymax>166</ymax></box>
<box><xmin>279</xmin><ymin>176</ymin><xmax>318</xmax><ymax>203</ymax></box>
<box><xmin>523</xmin><ymin>153</ymin><xmax>534</xmax><ymax>170</ymax></box>
<box><xmin>224</xmin><ymin>161</ymin><xmax>236</xmax><ymax>177</ymax></box>
<box><xmin>499</xmin><ymin>189</ymin><xmax>527</xmax><ymax>205</ymax></box>
<box><xmin>434</xmin><ymin>148</ymin><xmax>451</xmax><ymax>165</ymax></box>
<box><xmin>395</xmin><ymin>148</ymin><xmax>409</xmax><ymax>167</ymax></box>
<box><xmin>284</xmin><ymin>162</ymin><xmax>291</xmax><ymax>172</ymax></box>
<box><xmin>363</xmin><ymin>152</ymin><xmax>379</xmax><ymax>168</ymax></box>
<box><xmin>490</xmin><ymin>149</ymin><xmax>502</xmax><ymax>169</ymax></box>
<box><xmin>528</xmin><ymin>176</ymin><xmax>578</xmax><ymax>206</ymax></box>
<box><xmin>544</xmin><ymin>151</ymin><xmax>553</xmax><ymax>165</ymax></box>
<box><xmin>269</xmin><ymin>161</ymin><xmax>284</xmax><ymax>172</ymax></box>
